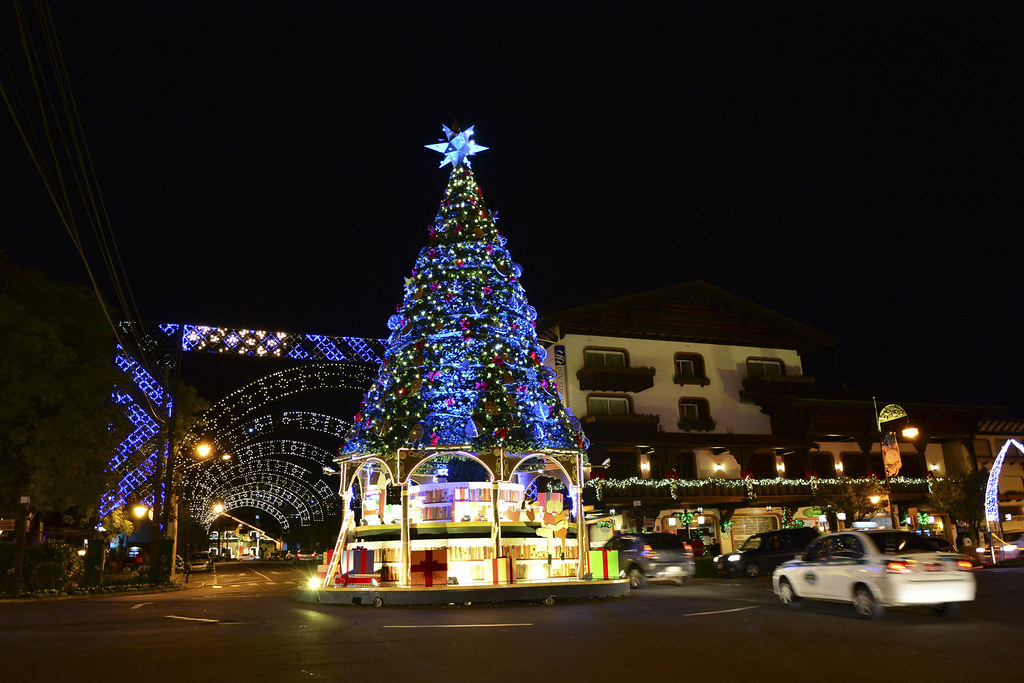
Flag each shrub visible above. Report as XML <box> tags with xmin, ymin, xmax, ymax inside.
<box><xmin>23</xmin><ymin>541</ymin><xmax>84</xmax><ymax>593</ymax></box>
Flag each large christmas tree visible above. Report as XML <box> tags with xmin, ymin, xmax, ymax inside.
<box><xmin>341</xmin><ymin>124</ymin><xmax>587</xmax><ymax>462</ymax></box>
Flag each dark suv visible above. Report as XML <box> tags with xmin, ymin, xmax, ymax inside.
<box><xmin>714</xmin><ymin>527</ymin><xmax>819</xmax><ymax>578</ymax></box>
<box><xmin>604</xmin><ymin>533</ymin><xmax>695</xmax><ymax>588</ymax></box>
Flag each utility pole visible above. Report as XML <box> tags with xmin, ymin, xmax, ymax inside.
<box><xmin>12</xmin><ymin>496</ymin><xmax>30</xmax><ymax>594</ymax></box>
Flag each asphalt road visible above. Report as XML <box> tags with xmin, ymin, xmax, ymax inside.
<box><xmin>2</xmin><ymin>561</ymin><xmax>1021</xmax><ymax>682</ymax></box>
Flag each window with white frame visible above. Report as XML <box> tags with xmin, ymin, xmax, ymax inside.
<box><xmin>679</xmin><ymin>401</ymin><xmax>701</xmax><ymax>421</ymax></box>
<box><xmin>747</xmin><ymin>357</ymin><xmax>784</xmax><ymax>379</ymax></box>
<box><xmin>588</xmin><ymin>394</ymin><xmax>631</xmax><ymax>415</ymax></box>
<box><xmin>674</xmin><ymin>352</ymin><xmax>707</xmax><ymax>382</ymax></box>
<box><xmin>584</xmin><ymin>348</ymin><xmax>627</xmax><ymax>368</ymax></box>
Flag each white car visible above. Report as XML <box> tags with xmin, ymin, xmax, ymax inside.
<box><xmin>773</xmin><ymin>530</ymin><xmax>975</xmax><ymax>619</ymax></box>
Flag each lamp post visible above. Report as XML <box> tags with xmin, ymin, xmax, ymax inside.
<box><xmin>166</xmin><ymin>443</ymin><xmax>226</xmax><ymax>577</ymax></box>
<box><xmin>874</xmin><ymin>401</ymin><xmax>918</xmax><ymax>529</ymax></box>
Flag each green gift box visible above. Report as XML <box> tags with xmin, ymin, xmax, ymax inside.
<box><xmin>588</xmin><ymin>549</ymin><xmax>619</xmax><ymax>580</ymax></box>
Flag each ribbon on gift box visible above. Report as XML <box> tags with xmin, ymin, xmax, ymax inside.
<box><xmin>410</xmin><ymin>549</ymin><xmax>448</xmax><ymax>587</ymax></box>
<box><xmin>588</xmin><ymin>548</ymin><xmax>619</xmax><ymax>580</ymax></box>
<box><xmin>537</xmin><ymin>492</ymin><xmax>563</xmax><ymax>513</ymax></box>
<box><xmin>346</xmin><ymin>547</ymin><xmax>375</xmax><ymax>575</ymax></box>
<box><xmin>489</xmin><ymin>556</ymin><xmax>512</xmax><ymax>585</ymax></box>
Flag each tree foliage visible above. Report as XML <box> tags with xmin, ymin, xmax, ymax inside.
<box><xmin>814</xmin><ymin>476</ymin><xmax>888</xmax><ymax>521</ymax></box>
<box><xmin>928</xmin><ymin>470</ymin><xmax>987</xmax><ymax>539</ymax></box>
<box><xmin>0</xmin><ymin>253</ymin><xmax>125</xmax><ymax>518</ymax></box>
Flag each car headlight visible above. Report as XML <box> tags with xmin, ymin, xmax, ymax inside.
<box><xmin>728</xmin><ymin>554</ymin><xmax>741</xmax><ymax>562</ymax></box>
<box><xmin>713</xmin><ymin>555</ymin><xmax>722</xmax><ymax>562</ymax></box>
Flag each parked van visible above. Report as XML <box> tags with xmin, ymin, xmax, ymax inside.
<box><xmin>714</xmin><ymin>527</ymin><xmax>819</xmax><ymax>577</ymax></box>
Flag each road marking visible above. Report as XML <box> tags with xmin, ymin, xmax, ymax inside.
<box><xmin>131</xmin><ymin>602</ymin><xmax>153</xmax><ymax>610</ymax></box>
<box><xmin>382</xmin><ymin>623</ymin><xmax>532</xmax><ymax>629</ymax></box>
<box><xmin>683</xmin><ymin>606</ymin><xmax>758</xmax><ymax>617</ymax></box>
<box><xmin>166</xmin><ymin>615</ymin><xmax>218</xmax><ymax>623</ymax></box>
<box><xmin>250</xmin><ymin>569</ymin><xmax>273</xmax><ymax>581</ymax></box>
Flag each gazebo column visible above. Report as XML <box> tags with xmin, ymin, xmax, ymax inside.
<box><xmin>575</xmin><ymin>452</ymin><xmax>586</xmax><ymax>579</ymax></box>
<box><xmin>400</xmin><ymin>480</ymin><xmax>410</xmax><ymax>587</ymax></box>
<box><xmin>492</xmin><ymin>477</ymin><xmax>502</xmax><ymax>562</ymax></box>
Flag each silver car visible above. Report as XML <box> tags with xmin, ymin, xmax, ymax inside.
<box><xmin>604</xmin><ymin>532</ymin><xmax>695</xmax><ymax>588</ymax></box>
<box><xmin>188</xmin><ymin>551</ymin><xmax>213</xmax><ymax>572</ymax></box>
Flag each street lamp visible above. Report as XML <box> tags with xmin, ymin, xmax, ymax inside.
<box><xmin>874</xmin><ymin>401</ymin><xmax>917</xmax><ymax>529</ymax></box>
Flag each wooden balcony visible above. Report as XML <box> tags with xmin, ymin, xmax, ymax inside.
<box><xmin>577</xmin><ymin>365</ymin><xmax>655</xmax><ymax>393</ymax></box>
<box><xmin>581</xmin><ymin>413</ymin><xmax>661</xmax><ymax>438</ymax></box>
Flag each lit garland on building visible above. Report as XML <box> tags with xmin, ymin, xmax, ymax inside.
<box><xmin>585</xmin><ymin>475</ymin><xmax>933</xmax><ymax>501</ymax></box>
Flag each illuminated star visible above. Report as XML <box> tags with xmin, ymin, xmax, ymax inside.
<box><xmin>425</xmin><ymin>124</ymin><xmax>488</xmax><ymax>168</ymax></box>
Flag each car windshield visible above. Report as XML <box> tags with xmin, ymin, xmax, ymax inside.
<box><xmin>864</xmin><ymin>532</ymin><xmax>939</xmax><ymax>554</ymax></box>
<box><xmin>739</xmin><ymin>536</ymin><xmax>762</xmax><ymax>551</ymax></box>
<box><xmin>190</xmin><ymin>553</ymin><xmax>207</xmax><ymax>560</ymax></box>
<box><xmin>643</xmin><ymin>534</ymin><xmax>685</xmax><ymax>549</ymax></box>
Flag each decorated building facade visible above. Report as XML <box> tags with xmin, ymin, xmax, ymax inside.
<box><xmin>537</xmin><ymin>281</ymin><xmax>1015</xmax><ymax>553</ymax></box>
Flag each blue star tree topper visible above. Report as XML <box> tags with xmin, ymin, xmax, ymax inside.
<box><xmin>425</xmin><ymin>123</ymin><xmax>489</xmax><ymax>168</ymax></box>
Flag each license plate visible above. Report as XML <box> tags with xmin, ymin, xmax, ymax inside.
<box><xmin>665</xmin><ymin>566</ymin><xmax>683</xmax><ymax>575</ymax></box>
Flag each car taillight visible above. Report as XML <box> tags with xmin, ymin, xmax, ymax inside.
<box><xmin>957</xmin><ymin>560</ymin><xmax>973</xmax><ymax>570</ymax></box>
<box><xmin>683</xmin><ymin>543</ymin><xmax>694</xmax><ymax>558</ymax></box>
<box><xmin>886</xmin><ymin>560</ymin><xmax>912</xmax><ymax>574</ymax></box>
<box><xmin>641</xmin><ymin>544</ymin><xmax>653</xmax><ymax>556</ymax></box>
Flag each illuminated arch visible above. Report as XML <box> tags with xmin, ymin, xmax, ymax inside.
<box><xmin>509</xmin><ymin>452</ymin><xmax>575</xmax><ymax>489</ymax></box>
<box><xmin>985</xmin><ymin>439</ymin><xmax>1024</xmax><ymax>524</ymax></box>
<box><xmin>216</xmin><ymin>411</ymin><xmax>350</xmax><ymax>454</ymax></box>
<box><xmin>207</xmin><ymin>500</ymin><xmax>291</xmax><ymax>533</ymax></box>
<box><xmin>402</xmin><ymin>450</ymin><xmax>496</xmax><ymax>486</ymax></box>
<box><xmin>194</xmin><ymin>363</ymin><xmax>375</xmax><ymax>435</ymax></box>
<box><xmin>185</xmin><ymin>443</ymin><xmax>339</xmax><ymax>529</ymax></box>
<box><xmin>342</xmin><ymin>457</ymin><xmax>397</xmax><ymax>495</ymax></box>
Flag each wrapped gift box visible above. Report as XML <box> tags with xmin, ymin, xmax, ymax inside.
<box><xmin>588</xmin><ymin>549</ymin><xmax>619</xmax><ymax>580</ymax></box>
<box><xmin>537</xmin><ymin>492</ymin><xmax>563</xmax><ymax>513</ymax></box>
<box><xmin>343</xmin><ymin>573</ymin><xmax>376</xmax><ymax>586</ymax></box>
<box><xmin>316</xmin><ymin>566</ymin><xmax>344</xmax><ymax>586</ymax></box>
<box><xmin>487</xmin><ymin>556</ymin><xmax>513</xmax><ymax>585</ymax></box>
<box><xmin>410</xmin><ymin>548</ymin><xmax>448</xmax><ymax>587</ymax></box>
<box><xmin>343</xmin><ymin>547</ymin><xmax>375</xmax><ymax>575</ymax></box>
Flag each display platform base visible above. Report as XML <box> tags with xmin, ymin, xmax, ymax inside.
<box><xmin>296</xmin><ymin>578</ymin><xmax>629</xmax><ymax>607</ymax></box>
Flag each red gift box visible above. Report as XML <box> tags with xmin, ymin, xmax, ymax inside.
<box><xmin>342</xmin><ymin>573</ymin><xmax>376</xmax><ymax>586</ymax></box>
<box><xmin>410</xmin><ymin>549</ymin><xmax>448</xmax><ymax>587</ymax></box>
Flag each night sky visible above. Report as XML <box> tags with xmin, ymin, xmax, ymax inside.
<box><xmin>3</xmin><ymin>1</ymin><xmax>1021</xmax><ymax>415</ymax></box>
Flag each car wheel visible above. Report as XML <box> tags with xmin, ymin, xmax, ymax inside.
<box><xmin>932</xmin><ymin>602</ymin><xmax>961</xmax><ymax>618</ymax></box>
<box><xmin>744</xmin><ymin>562</ymin><xmax>760</xmax><ymax>578</ymax></box>
<box><xmin>777</xmin><ymin>578</ymin><xmax>800</xmax><ymax>608</ymax></box>
<box><xmin>854</xmin><ymin>587</ymin><xmax>885</xmax><ymax>620</ymax></box>
<box><xmin>627</xmin><ymin>566</ymin><xmax>646</xmax><ymax>589</ymax></box>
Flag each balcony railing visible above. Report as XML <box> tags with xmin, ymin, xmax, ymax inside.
<box><xmin>581</xmin><ymin>413</ymin><xmax>660</xmax><ymax>438</ymax></box>
<box><xmin>577</xmin><ymin>365</ymin><xmax>655</xmax><ymax>393</ymax></box>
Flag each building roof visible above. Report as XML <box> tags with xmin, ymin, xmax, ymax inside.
<box><xmin>537</xmin><ymin>280</ymin><xmax>837</xmax><ymax>355</ymax></box>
